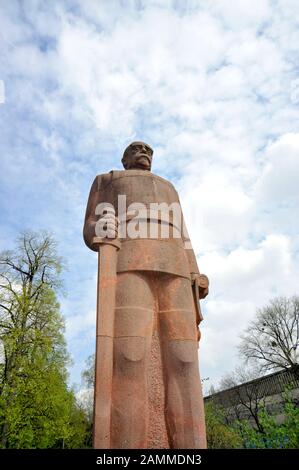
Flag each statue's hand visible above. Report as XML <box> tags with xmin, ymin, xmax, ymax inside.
<box><xmin>95</xmin><ymin>207</ymin><xmax>118</xmax><ymax>239</ymax></box>
<box><xmin>192</xmin><ymin>273</ymin><xmax>209</xmax><ymax>299</ymax></box>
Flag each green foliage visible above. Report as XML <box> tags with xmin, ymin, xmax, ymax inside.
<box><xmin>79</xmin><ymin>354</ymin><xmax>94</xmax><ymax>446</ymax></box>
<box><xmin>0</xmin><ymin>358</ymin><xmax>90</xmax><ymax>448</ymax></box>
<box><xmin>81</xmin><ymin>354</ymin><xmax>95</xmax><ymax>389</ymax></box>
<box><xmin>0</xmin><ymin>232</ymin><xmax>90</xmax><ymax>448</ymax></box>
<box><xmin>205</xmin><ymin>401</ymin><xmax>242</xmax><ymax>449</ymax></box>
<box><xmin>237</xmin><ymin>394</ymin><xmax>299</xmax><ymax>449</ymax></box>
<box><xmin>205</xmin><ymin>386</ymin><xmax>299</xmax><ymax>449</ymax></box>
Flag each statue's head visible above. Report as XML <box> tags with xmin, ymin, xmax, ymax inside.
<box><xmin>122</xmin><ymin>141</ymin><xmax>153</xmax><ymax>171</ymax></box>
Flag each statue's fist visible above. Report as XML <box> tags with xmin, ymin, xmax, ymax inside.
<box><xmin>192</xmin><ymin>273</ymin><xmax>209</xmax><ymax>299</ymax></box>
<box><xmin>95</xmin><ymin>206</ymin><xmax>118</xmax><ymax>239</ymax></box>
<box><xmin>198</xmin><ymin>274</ymin><xmax>209</xmax><ymax>298</ymax></box>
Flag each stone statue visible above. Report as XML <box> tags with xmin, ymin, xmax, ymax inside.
<box><xmin>83</xmin><ymin>142</ymin><xmax>209</xmax><ymax>449</ymax></box>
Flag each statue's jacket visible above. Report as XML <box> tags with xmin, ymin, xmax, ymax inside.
<box><xmin>84</xmin><ymin>170</ymin><xmax>199</xmax><ymax>280</ymax></box>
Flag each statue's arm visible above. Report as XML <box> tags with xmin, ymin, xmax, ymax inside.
<box><xmin>182</xmin><ymin>214</ymin><xmax>209</xmax><ymax>299</ymax></box>
<box><xmin>83</xmin><ymin>173</ymin><xmax>110</xmax><ymax>252</ymax></box>
<box><xmin>181</xmin><ymin>215</ymin><xmax>200</xmax><ymax>275</ymax></box>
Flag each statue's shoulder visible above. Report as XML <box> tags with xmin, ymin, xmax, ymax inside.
<box><xmin>94</xmin><ymin>170</ymin><xmax>178</xmax><ymax>195</ymax></box>
<box><xmin>93</xmin><ymin>172</ymin><xmax>113</xmax><ymax>190</ymax></box>
<box><xmin>108</xmin><ymin>170</ymin><xmax>177</xmax><ymax>191</ymax></box>
<box><xmin>151</xmin><ymin>172</ymin><xmax>177</xmax><ymax>190</ymax></box>
<box><xmin>149</xmin><ymin>172</ymin><xmax>178</xmax><ymax>195</ymax></box>
<box><xmin>91</xmin><ymin>171</ymin><xmax>126</xmax><ymax>191</ymax></box>
<box><xmin>95</xmin><ymin>170</ymin><xmax>134</xmax><ymax>190</ymax></box>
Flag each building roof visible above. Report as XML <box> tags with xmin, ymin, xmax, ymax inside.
<box><xmin>204</xmin><ymin>367</ymin><xmax>299</xmax><ymax>408</ymax></box>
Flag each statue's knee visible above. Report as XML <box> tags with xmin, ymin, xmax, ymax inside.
<box><xmin>168</xmin><ymin>340</ymin><xmax>198</xmax><ymax>372</ymax></box>
<box><xmin>114</xmin><ymin>337</ymin><xmax>147</xmax><ymax>379</ymax></box>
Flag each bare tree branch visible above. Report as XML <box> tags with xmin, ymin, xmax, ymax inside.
<box><xmin>239</xmin><ymin>296</ymin><xmax>299</xmax><ymax>373</ymax></box>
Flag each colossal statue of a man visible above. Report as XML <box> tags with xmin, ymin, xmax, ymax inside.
<box><xmin>83</xmin><ymin>142</ymin><xmax>209</xmax><ymax>449</ymax></box>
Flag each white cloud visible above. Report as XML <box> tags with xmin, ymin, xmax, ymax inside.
<box><xmin>200</xmin><ymin>300</ymin><xmax>255</xmax><ymax>377</ymax></box>
<box><xmin>65</xmin><ymin>308</ymin><xmax>95</xmax><ymax>339</ymax></box>
<box><xmin>204</xmin><ymin>0</ymin><xmax>272</xmax><ymax>30</ymax></box>
<box><xmin>1</xmin><ymin>0</ymin><xmax>299</xmax><ymax>390</ymax></box>
<box><xmin>201</xmin><ymin>234</ymin><xmax>292</xmax><ymax>299</ymax></box>
<box><xmin>179</xmin><ymin>166</ymin><xmax>254</xmax><ymax>252</ymax></box>
<box><xmin>198</xmin><ymin>232</ymin><xmax>299</xmax><ymax>388</ymax></box>
<box><xmin>257</xmin><ymin>132</ymin><xmax>299</xmax><ymax>205</ymax></box>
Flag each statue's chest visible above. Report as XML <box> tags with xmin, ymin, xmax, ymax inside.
<box><xmin>106</xmin><ymin>172</ymin><xmax>179</xmax><ymax>207</ymax></box>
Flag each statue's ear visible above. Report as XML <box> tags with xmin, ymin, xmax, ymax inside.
<box><xmin>121</xmin><ymin>155</ymin><xmax>128</xmax><ymax>169</ymax></box>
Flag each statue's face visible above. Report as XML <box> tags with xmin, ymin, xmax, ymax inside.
<box><xmin>124</xmin><ymin>142</ymin><xmax>153</xmax><ymax>171</ymax></box>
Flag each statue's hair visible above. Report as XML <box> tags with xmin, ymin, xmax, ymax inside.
<box><xmin>122</xmin><ymin>141</ymin><xmax>153</xmax><ymax>169</ymax></box>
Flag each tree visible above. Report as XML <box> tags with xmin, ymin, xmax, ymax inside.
<box><xmin>204</xmin><ymin>401</ymin><xmax>242</xmax><ymax>449</ymax></box>
<box><xmin>239</xmin><ymin>296</ymin><xmax>299</xmax><ymax>375</ymax></box>
<box><xmin>218</xmin><ymin>366</ymin><xmax>266</xmax><ymax>433</ymax></box>
<box><xmin>76</xmin><ymin>354</ymin><xmax>95</xmax><ymax>447</ymax></box>
<box><xmin>0</xmin><ymin>231</ymin><xmax>89</xmax><ymax>448</ymax></box>
<box><xmin>81</xmin><ymin>353</ymin><xmax>95</xmax><ymax>390</ymax></box>
<box><xmin>238</xmin><ymin>390</ymin><xmax>299</xmax><ymax>449</ymax></box>
<box><xmin>205</xmin><ymin>389</ymin><xmax>299</xmax><ymax>449</ymax></box>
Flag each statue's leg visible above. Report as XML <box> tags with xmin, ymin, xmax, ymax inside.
<box><xmin>158</xmin><ymin>275</ymin><xmax>207</xmax><ymax>449</ymax></box>
<box><xmin>111</xmin><ymin>271</ymin><xmax>154</xmax><ymax>449</ymax></box>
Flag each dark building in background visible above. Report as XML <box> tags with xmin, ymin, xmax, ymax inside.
<box><xmin>204</xmin><ymin>368</ymin><xmax>299</xmax><ymax>426</ymax></box>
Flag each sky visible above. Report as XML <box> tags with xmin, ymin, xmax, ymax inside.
<box><xmin>0</xmin><ymin>0</ymin><xmax>299</xmax><ymax>396</ymax></box>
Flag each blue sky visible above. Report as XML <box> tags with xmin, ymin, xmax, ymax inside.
<box><xmin>1</xmin><ymin>0</ymin><xmax>299</xmax><ymax>395</ymax></box>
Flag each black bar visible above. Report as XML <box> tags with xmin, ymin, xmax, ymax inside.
<box><xmin>0</xmin><ymin>449</ymin><xmax>298</xmax><ymax>467</ymax></box>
